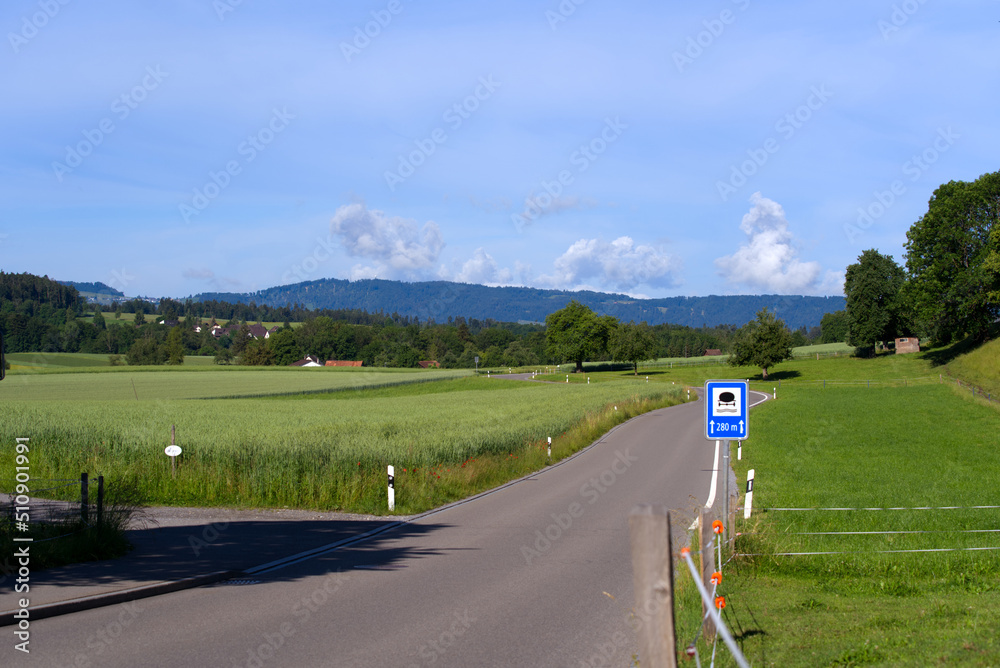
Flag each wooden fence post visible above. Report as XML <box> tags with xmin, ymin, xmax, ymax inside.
<box><xmin>81</xmin><ymin>472</ymin><xmax>89</xmax><ymax>524</ymax></box>
<box><xmin>97</xmin><ymin>475</ymin><xmax>104</xmax><ymax>526</ymax></box>
<box><xmin>728</xmin><ymin>484</ymin><xmax>738</xmax><ymax>550</ymax></box>
<box><xmin>698</xmin><ymin>507</ymin><xmax>716</xmax><ymax>642</ymax></box>
<box><xmin>629</xmin><ymin>505</ymin><xmax>678</xmax><ymax>668</ymax></box>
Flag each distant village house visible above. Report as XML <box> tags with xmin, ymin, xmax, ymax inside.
<box><xmin>290</xmin><ymin>355</ymin><xmax>323</xmax><ymax>367</ymax></box>
<box><xmin>895</xmin><ymin>337</ymin><xmax>919</xmax><ymax>354</ymax></box>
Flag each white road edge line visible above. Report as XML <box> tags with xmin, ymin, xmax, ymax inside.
<box><xmin>690</xmin><ymin>390</ymin><xmax>769</xmax><ymax>531</ymax></box>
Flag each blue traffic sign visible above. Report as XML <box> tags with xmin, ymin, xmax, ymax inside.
<box><xmin>705</xmin><ymin>380</ymin><xmax>749</xmax><ymax>440</ymax></box>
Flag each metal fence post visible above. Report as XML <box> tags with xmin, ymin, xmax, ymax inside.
<box><xmin>722</xmin><ymin>440</ymin><xmax>730</xmax><ymax>550</ymax></box>
<box><xmin>699</xmin><ymin>507</ymin><xmax>716</xmax><ymax>642</ymax></box>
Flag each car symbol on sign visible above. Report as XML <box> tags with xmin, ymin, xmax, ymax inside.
<box><xmin>716</xmin><ymin>391</ymin><xmax>737</xmax><ymax>413</ymax></box>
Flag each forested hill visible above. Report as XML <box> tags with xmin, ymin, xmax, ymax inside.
<box><xmin>57</xmin><ymin>281</ymin><xmax>124</xmax><ymax>297</ymax></box>
<box><xmin>193</xmin><ymin>278</ymin><xmax>844</xmax><ymax>329</ymax></box>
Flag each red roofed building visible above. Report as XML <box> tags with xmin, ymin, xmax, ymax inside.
<box><xmin>325</xmin><ymin>360</ymin><xmax>363</xmax><ymax>367</ymax></box>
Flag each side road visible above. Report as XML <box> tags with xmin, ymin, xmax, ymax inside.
<box><xmin>0</xmin><ymin>505</ymin><xmax>398</xmax><ymax>624</ymax></box>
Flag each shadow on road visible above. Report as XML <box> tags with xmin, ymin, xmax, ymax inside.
<box><xmin>7</xmin><ymin>518</ymin><xmax>452</xmax><ymax>597</ymax></box>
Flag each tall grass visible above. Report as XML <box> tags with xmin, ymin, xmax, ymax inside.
<box><xmin>0</xmin><ymin>378</ymin><xmax>683</xmax><ymax>514</ymax></box>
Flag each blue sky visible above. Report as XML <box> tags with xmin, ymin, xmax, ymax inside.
<box><xmin>2</xmin><ymin>0</ymin><xmax>997</xmax><ymax>300</ymax></box>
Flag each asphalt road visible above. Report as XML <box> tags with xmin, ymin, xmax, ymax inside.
<box><xmin>7</xmin><ymin>389</ymin><xmax>766</xmax><ymax>667</ymax></box>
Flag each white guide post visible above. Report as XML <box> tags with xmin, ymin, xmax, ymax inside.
<box><xmin>387</xmin><ymin>465</ymin><xmax>395</xmax><ymax>511</ymax></box>
<box><xmin>744</xmin><ymin>469</ymin><xmax>755</xmax><ymax>519</ymax></box>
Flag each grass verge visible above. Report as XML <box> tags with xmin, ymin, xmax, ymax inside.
<box><xmin>0</xmin><ymin>478</ymin><xmax>148</xmax><ymax>573</ymax></box>
<box><xmin>676</xmin><ymin>383</ymin><xmax>1000</xmax><ymax>666</ymax></box>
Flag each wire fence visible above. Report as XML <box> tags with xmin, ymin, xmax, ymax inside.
<box><xmin>1</xmin><ymin>473</ymin><xmax>106</xmax><ymax>544</ymax></box>
<box><xmin>679</xmin><ymin>518</ymin><xmax>750</xmax><ymax>668</ymax></box>
<box><xmin>947</xmin><ymin>373</ymin><xmax>1000</xmax><ymax>405</ymax></box>
<box><xmin>738</xmin><ymin>502</ymin><xmax>1000</xmax><ymax>558</ymax></box>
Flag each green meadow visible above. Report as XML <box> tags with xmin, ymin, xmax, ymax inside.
<box><xmin>673</xmin><ymin>351</ymin><xmax>1000</xmax><ymax>666</ymax></box>
<box><xmin>0</xmin><ymin>369</ymin><xmax>684</xmax><ymax>513</ymax></box>
<box><xmin>0</xmin><ymin>365</ymin><xmax>471</xmax><ymax>400</ymax></box>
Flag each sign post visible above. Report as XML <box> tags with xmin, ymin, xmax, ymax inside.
<box><xmin>705</xmin><ymin>381</ymin><xmax>750</xmax><ymax>547</ymax></box>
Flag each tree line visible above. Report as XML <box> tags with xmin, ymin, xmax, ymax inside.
<box><xmin>842</xmin><ymin>170</ymin><xmax>1000</xmax><ymax>356</ymax></box>
<box><xmin>0</xmin><ymin>271</ymin><xmax>836</xmax><ymax>368</ymax></box>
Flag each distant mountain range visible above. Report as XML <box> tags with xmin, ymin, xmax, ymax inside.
<box><xmin>191</xmin><ymin>278</ymin><xmax>844</xmax><ymax>329</ymax></box>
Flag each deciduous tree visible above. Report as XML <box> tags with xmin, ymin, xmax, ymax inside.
<box><xmin>819</xmin><ymin>310</ymin><xmax>848</xmax><ymax>344</ymax></box>
<box><xmin>844</xmin><ymin>250</ymin><xmax>907</xmax><ymax>356</ymax></box>
<box><xmin>164</xmin><ymin>326</ymin><xmax>185</xmax><ymax>365</ymax></box>
<box><xmin>545</xmin><ymin>300</ymin><xmax>615</xmax><ymax>372</ymax></box>
<box><xmin>610</xmin><ymin>321</ymin><xmax>658</xmax><ymax>374</ymax></box>
<box><xmin>904</xmin><ymin>171</ymin><xmax>1000</xmax><ymax>343</ymax></box>
<box><xmin>728</xmin><ymin>308</ymin><xmax>793</xmax><ymax>379</ymax></box>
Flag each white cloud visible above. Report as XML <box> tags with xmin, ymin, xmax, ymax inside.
<box><xmin>455</xmin><ymin>248</ymin><xmax>514</xmax><ymax>285</ymax></box>
<box><xmin>539</xmin><ymin>236</ymin><xmax>681</xmax><ymax>292</ymax></box>
<box><xmin>330</xmin><ymin>203</ymin><xmax>444</xmax><ymax>280</ymax></box>
<box><xmin>715</xmin><ymin>192</ymin><xmax>840</xmax><ymax>294</ymax></box>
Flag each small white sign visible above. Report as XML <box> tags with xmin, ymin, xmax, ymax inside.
<box><xmin>164</xmin><ymin>445</ymin><xmax>182</xmax><ymax>457</ymax></box>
